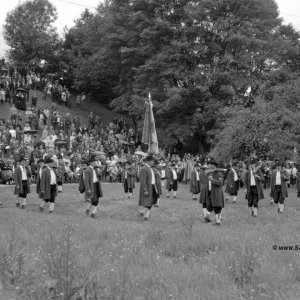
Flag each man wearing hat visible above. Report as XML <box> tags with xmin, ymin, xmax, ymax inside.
<box><xmin>14</xmin><ymin>156</ymin><xmax>31</xmax><ymax>209</ymax></box>
<box><xmin>166</xmin><ymin>162</ymin><xmax>179</xmax><ymax>199</ymax></box>
<box><xmin>152</xmin><ymin>159</ymin><xmax>162</xmax><ymax>207</ymax></box>
<box><xmin>190</xmin><ymin>163</ymin><xmax>201</xmax><ymax>200</ymax></box>
<box><xmin>204</xmin><ymin>158</ymin><xmax>224</xmax><ymax>226</ymax></box>
<box><xmin>199</xmin><ymin>164</ymin><xmax>210</xmax><ymax>222</ymax></box>
<box><xmin>138</xmin><ymin>155</ymin><xmax>157</xmax><ymax>221</ymax></box>
<box><xmin>244</xmin><ymin>159</ymin><xmax>264</xmax><ymax>217</ymax></box>
<box><xmin>56</xmin><ymin>154</ymin><xmax>65</xmax><ymax>193</ymax></box>
<box><xmin>225</xmin><ymin>160</ymin><xmax>240</xmax><ymax>203</ymax></box>
<box><xmin>121</xmin><ymin>161</ymin><xmax>136</xmax><ymax>199</ymax></box>
<box><xmin>78</xmin><ymin>159</ymin><xmax>89</xmax><ymax>200</ymax></box>
<box><xmin>36</xmin><ymin>158</ymin><xmax>45</xmax><ymax>198</ymax></box>
<box><xmin>84</xmin><ymin>156</ymin><xmax>103</xmax><ymax>218</ymax></box>
<box><xmin>270</xmin><ymin>161</ymin><xmax>289</xmax><ymax>213</ymax></box>
<box><xmin>40</xmin><ymin>157</ymin><xmax>58</xmax><ymax>213</ymax></box>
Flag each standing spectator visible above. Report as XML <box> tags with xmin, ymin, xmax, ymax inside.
<box><xmin>0</xmin><ymin>87</ymin><xmax>5</xmax><ymax>104</ymax></box>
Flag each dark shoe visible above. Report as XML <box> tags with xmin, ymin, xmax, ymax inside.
<box><xmin>204</xmin><ymin>217</ymin><xmax>211</xmax><ymax>223</ymax></box>
<box><xmin>213</xmin><ymin>223</ymin><xmax>220</xmax><ymax>227</ymax></box>
<box><xmin>144</xmin><ymin>217</ymin><xmax>149</xmax><ymax>221</ymax></box>
<box><xmin>173</xmin><ymin>196</ymin><xmax>176</xmax><ymax>199</ymax></box>
<box><xmin>140</xmin><ymin>212</ymin><xmax>144</xmax><ymax>216</ymax></box>
<box><xmin>21</xmin><ymin>205</ymin><xmax>25</xmax><ymax>209</ymax></box>
<box><xmin>85</xmin><ymin>209</ymin><xmax>90</xmax><ymax>215</ymax></box>
<box><xmin>167</xmin><ymin>195</ymin><xmax>169</xmax><ymax>198</ymax></box>
<box><xmin>91</xmin><ymin>213</ymin><xmax>96</xmax><ymax>218</ymax></box>
<box><xmin>16</xmin><ymin>203</ymin><xmax>20</xmax><ymax>207</ymax></box>
<box><xmin>49</xmin><ymin>211</ymin><xmax>53</xmax><ymax>214</ymax></box>
<box><xmin>39</xmin><ymin>206</ymin><xmax>44</xmax><ymax>212</ymax></box>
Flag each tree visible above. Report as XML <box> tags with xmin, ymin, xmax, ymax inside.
<box><xmin>3</xmin><ymin>0</ymin><xmax>59</xmax><ymax>66</ymax></box>
<box><xmin>64</xmin><ymin>0</ymin><xmax>300</xmax><ymax>156</ymax></box>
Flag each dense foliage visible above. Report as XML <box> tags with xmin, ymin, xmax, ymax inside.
<box><xmin>4</xmin><ymin>0</ymin><xmax>300</xmax><ymax>160</ymax></box>
<box><xmin>3</xmin><ymin>0</ymin><xmax>60</xmax><ymax>68</ymax></box>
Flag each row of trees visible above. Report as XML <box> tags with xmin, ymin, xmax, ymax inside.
<box><xmin>3</xmin><ymin>0</ymin><xmax>300</xmax><ymax>161</ymax></box>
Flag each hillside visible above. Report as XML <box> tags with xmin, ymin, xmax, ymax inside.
<box><xmin>0</xmin><ymin>90</ymin><xmax>127</xmax><ymax>127</ymax></box>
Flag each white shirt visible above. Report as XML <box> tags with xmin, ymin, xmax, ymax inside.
<box><xmin>20</xmin><ymin>166</ymin><xmax>27</xmax><ymax>180</ymax></box>
<box><xmin>161</xmin><ymin>170</ymin><xmax>165</xmax><ymax>178</ymax></box>
<box><xmin>124</xmin><ymin>170</ymin><xmax>128</xmax><ymax>179</ymax></box>
<box><xmin>250</xmin><ymin>170</ymin><xmax>256</xmax><ymax>186</ymax></box>
<box><xmin>196</xmin><ymin>170</ymin><xmax>199</xmax><ymax>181</ymax></box>
<box><xmin>233</xmin><ymin>169</ymin><xmax>238</xmax><ymax>181</ymax></box>
<box><xmin>49</xmin><ymin>168</ymin><xmax>56</xmax><ymax>185</ymax></box>
<box><xmin>9</xmin><ymin>129</ymin><xmax>16</xmax><ymax>139</ymax></box>
<box><xmin>91</xmin><ymin>166</ymin><xmax>97</xmax><ymax>183</ymax></box>
<box><xmin>172</xmin><ymin>169</ymin><xmax>177</xmax><ymax>180</ymax></box>
<box><xmin>145</xmin><ymin>164</ymin><xmax>155</xmax><ymax>184</ymax></box>
<box><xmin>275</xmin><ymin>170</ymin><xmax>281</xmax><ymax>185</ymax></box>
<box><xmin>209</xmin><ymin>180</ymin><xmax>211</xmax><ymax>191</ymax></box>
<box><xmin>39</xmin><ymin>167</ymin><xmax>43</xmax><ymax>178</ymax></box>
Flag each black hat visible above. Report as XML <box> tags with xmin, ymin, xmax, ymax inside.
<box><xmin>45</xmin><ymin>157</ymin><xmax>55</xmax><ymax>164</ymax></box>
<box><xmin>57</xmin><ymin>154</ymin><xmax>63</xmax><ymax>159</ymax></box>
<box><xmin>145</xmin><ymin>155</ymin><xmax>154</xmax><ymax>162</ymax></box>
<box><xmin>153</xmin><ymin>158</ymin><xmax>160</xmax><ymax>165</ymax></box>
<box><xmin>194</xmin><ymin>163</ymin><xmax>200</xmax><ymax>168</ymax></box>
<box><xmin>171</xmin><ymin>162</ymin><xmax>177</xmax><ymax>167</ymax></box>
<box><xmin>89</xmin><ymin>156</ymin><xmax>98</xmax><ymax>163</ymax></box>
<box><xmin>19</xmin><ymin>156</ymin><xmax>27</xmax><ymax>162</ymax></box>
<box><xmin>207</xmin><ymin>158</ymin><xmax>218</xmax><ymax>166</ymax></box>
<box><xmin>37</xmin><ymin>158</ymin><xmax>45</xmax><ymax>164</ymax></box>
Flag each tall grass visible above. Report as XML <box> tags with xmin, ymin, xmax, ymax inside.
<box><xmin>0</xmin><ymin>184</ymin><xmax>300</xmax><ymax>299</ymax></box>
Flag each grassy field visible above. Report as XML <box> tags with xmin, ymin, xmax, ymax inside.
<box><xmin>0</xmin><ymin>183</ymin><xmax>300</xmax><ymax>300</ymax></box>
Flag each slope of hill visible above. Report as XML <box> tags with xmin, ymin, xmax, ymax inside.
<box><xmin>0</xmin><ymin>90</ymin><xmax>127</xmax><ymax>127</ymax></box>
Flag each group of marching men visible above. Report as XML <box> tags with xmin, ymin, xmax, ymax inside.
<box><xmin>12</xmin><ymin>153</ymin><xmax>300</xmax><ymax>225</ymax></box>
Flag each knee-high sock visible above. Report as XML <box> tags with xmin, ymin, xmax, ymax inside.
<box><xmin>279</xmin><ymin>203</ymin><xmax>284</xmax><ymax>212</ymax></box>
<box><xmin>40</xmin><ymin>200</ymin><xmax>47</xmax><ymax>208</ymax></box>
<box><xmin>144</xmin><ymin>208</ymin><xmax>151</xmax><ymax>218</ymax></box>
<box><xmin>173</xmin><ymin>191</ymin><xmax>177</xmax><ymax>197</ymax></box>
<box><xmin>86</xmin><ymin>203</ymin><xmax>92</xmax><ymax>211</ymax></box>
<box><xmin>253</xmin><ymin>207</ymin><xmax>258</xmax><ymax>216</ymax></box>
<box><xmin>49</xmin><ymin>203</ymin><xmax>55</xmax><ymax>212</ymax></box>
<box><xmin>232</xmin><ymin>196</ymin><xmax>237</xmax><ymax>202</ymax></box>
<box><xmin>58</xmin><ymin>185</ymin><xmax>63</xmax><ymax>192</ymax></box>
<box><xmin>16</xmin><ymin>196</ymin><xmax>20</xmax><ymax>204</ymax></box>
<box><xmin>22</xmin><ymin>198</ymin><xmax>27</xmax><ymax>206</ymax></box>
<box><xmin>91</xmin><ymin>205</ymin><xmax>98</xmax><ymax>215</ymax></box>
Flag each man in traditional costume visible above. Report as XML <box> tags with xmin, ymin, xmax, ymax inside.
<box><xmin>152</xmin><ymin>159</ymin><xmax>162</xmax><ymax>207</ymax></box>
<box><xmin>190</xmin><ymin>163</ymin><xmax>201</xmax><ymax>200</ymax></box>
<box><xmin>138</xmin><ymin>155</ymin><xmax>157</xmax><ymax>221</ymax></box>
<box><xmin>84</xmin><ymin>156</ymin><xmax>103</xmax><ymax>218</ymax></box>
<box><xmin>199</xmin><ymin>164</ymin><xmax>210</xmax><ymax>222</ymax></box>
<box><xmin>270</xmin><ymin>161</ymin><xmax>289</xmax><ymax>213</ymax></box>
<box><xmin>205</xmin><ymin>159</ymin><xmax>224</xmax><ymax>226</ymax></box>
<box><xmin>39</xmin><ymin>157</ymin><xmax>58</xmax><ymax>213</ymax></box>
<box><xmin>36</xmin><ymin>158</ymin><xmax>45</xmax><ymax>198</ymax></box>
<box><xmin>166</xmin><ymin>162</ymin><xmax>178</xmax><ymax>199</ymax></box>
<box><xmin>245</xmin><ymin>159</ymin><xmax>264</xmax><ymax>217</ymax></box>
<box><xmin>121</xmin><ymin>161</ymin><xmax>136</xmax><ymax>199</ymax></box>
<box><xmin>225</xmin><ymin>161</ymin><xmax>239</xmax><ymax>203</ymax></box>
<box><xmin>14</xmin><ymin>156</ymin><xmax>31</xmax><ymax>209</ymax></box>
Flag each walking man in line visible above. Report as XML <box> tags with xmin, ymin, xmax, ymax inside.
<box><xmin>245</xmin><ymin>159</ymin><xmax>264</xmax><ymax>217</ymax></box>
<box><xmin>270</xmin><ymin>161</ymin><xmax>289</xmax><ymax>213</ymax></box>
<box><xmin>39</xmin><ymin>157</ymin><xmax>58</xmax><ymax>213</ymax></box>
<box><xmin>84</xmin><ymin>156</ymin><xmax>103</xmax><ymax>218</ymax></box>
<box><xmin>138</xmin><ymin>155</ymin><xmax>157</xmax><ymax>221</ymax></box>
<box><xmin>14</xmin><ymin>156</ymin><xmax>31</xmax><ymax>209</ymax></box>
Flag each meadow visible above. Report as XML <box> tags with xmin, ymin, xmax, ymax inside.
<box><xmin>0</xmin><ymin>183</ymin><xmax>300</xmax><ymax>300</ymax></box>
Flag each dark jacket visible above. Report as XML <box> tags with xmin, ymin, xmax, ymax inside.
<box><xmin>245</xmin><ymin>169</ymin><xmax>264</xmax><ymax>200</ymax></box>
<box><xmin>138</xmin><ymin>165</ymin><xmax>155</xmax><ymax>207</ymax></box>
<box><xmin>270</xmin><ymin>169</ymin><xmax>289</xmax><ymax>198</ymax></box>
